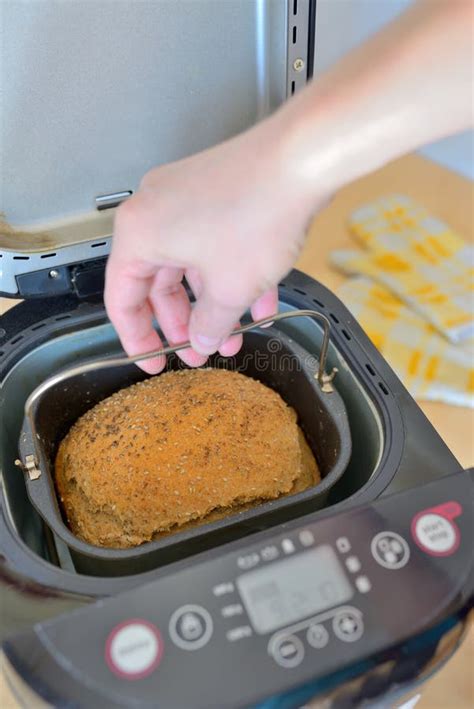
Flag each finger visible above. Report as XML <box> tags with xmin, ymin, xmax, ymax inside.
<box><xmin>149</xmin><ymin>267</ymin><xmax>208</xmax><ymax>368</ymax></box>
<box><xmin>186</xmin><ymin>269</ymin><xmax>243</xmax><ymax>357</ymax></box>
<box><xmin>250</xmin><ymin>287</ymin><xmax>279</xmax><ymax>326</ymax></box>
<box><xmin>184</xmin><ymin>267</ymin><xmax>203</xmax><ymax>303</ymax></box>
<box><xmin>188</xmin><ymin>286</ymin><xmax>246</xmax><ymax>356</ymax></box>
<box><xmin>218</xmin><ymin>324</ymin><xmax>243</xmax><ymax>357</ymax></box>
<box><xmin>220</xmin><ymin>286</ymin><xmax>279</xmax><ymax>357</ymax></box>
<box><xmin>104</xmin><ymin>259</ymin><xmax>166</xmax><ymax>374</ymax></box>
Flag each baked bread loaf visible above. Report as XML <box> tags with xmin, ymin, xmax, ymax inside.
<box><xmin>55</xmin><ymin>368</ymin><xmax>320</xmax><ymax>548</ymax></box>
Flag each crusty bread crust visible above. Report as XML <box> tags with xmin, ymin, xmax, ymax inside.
<box><xmin>55</xmin><ymin>368</ymin><xmax>320</xmax><ymax>548</ymax></box>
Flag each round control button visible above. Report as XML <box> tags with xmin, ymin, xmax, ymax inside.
<box><xmin>169</xmin><ymin>605</ymin><xmax>213</xmax><ymax>651</ymax></box>
<box><xmin>306</xmin><ymin>623</ymin><xmax>329</xmax><ymax>649</ymax></box>
<box><xmin>105</xmin><ymin>620</ymin><xmax>162</xmax><ymax>679</ymax></box>
<box><xmin>272</xmin><ymin>635</ymin><xmax>305</xmax><ymax>668</ymax></box>
<box><xmin>371</xmin><ymin>531</ymin><xmax>410</xmax><ymax>569</ymax></box>
<box><xmin>412</xmin><ymin>512</ymin><xmax>459</xmax><ymax>556</ymax></box>
<box><xmin>332</xmin><ymin>610</ymin><xmax>364</xmax><ymax>643</ymax></box>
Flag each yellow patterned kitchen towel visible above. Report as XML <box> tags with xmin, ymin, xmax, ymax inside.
<box><xmin>338</xmin><ymin>277</ymin><xmax>473</xmax><ymax>408</ymax></box>
<box><xmin>330</xmin><ymin>194</ymin><xmax>473</xmax><ymax>344</ymax></box>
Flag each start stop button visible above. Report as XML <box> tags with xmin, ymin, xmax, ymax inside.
<box><xmin>411</xmin><ymin>502</ymin><xmax>462</xmax><ymax>557</ymax></box>
<box><xmin>105</xmin><ymin>620</ymin><xmax>163</xmax><ymax>679</ymax></box>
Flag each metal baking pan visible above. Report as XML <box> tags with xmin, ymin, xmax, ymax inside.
<box><xmin>17</xmin><ymin>315</ymin><xmax>352</xmax><ymax>577</ymax></box>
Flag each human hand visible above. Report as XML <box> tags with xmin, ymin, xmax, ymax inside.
<box><xmin>105</xmin><ymin>116</ymin><xmax>322</xmax><ymax>373</ymax></box>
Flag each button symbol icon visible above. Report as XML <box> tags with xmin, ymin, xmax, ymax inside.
<box><xmin>371</xmin><ymin>531</ymin><xmax>410</xmax><ymax>569</ymax></box>
<box><xmin>105</xmin><ymin>620</ymin><xmax>162</xmax><ymax>679</ymax></box>
<box><xmin>306</xmin><ymin>623</ymin><xmax>329</xmax><ymax>649</ymax></box>
<box><xmin>345</xmin><ymin>555</ymin><xmax>361</xmax><ymax>573</ymax></box>
<box><xmin>336</xmin><ymin>537</ymin><xmax>351</xmax><ymax>553</ymax></box>
<box><xmin>299</xmin><ymin>530</ymin><xmax>314</xmax><ymax>547</ymax></box>
<box><xmin>355</xmin><ymin>576</ymin><xmax>372</xmax><ymax>593</ymax></box>
<box><xmin>180</xmin><ymin>613</ymin><xmax>203</xmax><ymax>641</ymax></box>
<box><xmin>282</xmin><ymin>538</ymin><xmax>295</xmax><ymax>554</ymax></box>
<box><xmin>272</xmin><ymin>635</ymin><xmax>305</xmax><ymax>668</ymax></box>
<box><xmin>169</xmin><ymin>605</ymin><xmax>213</xmax><ymax>651</ymax></box>
<box><xmin>333</xmin><ymin>610</ymin><xmax>364</xmax><ymax>642</ymax></box>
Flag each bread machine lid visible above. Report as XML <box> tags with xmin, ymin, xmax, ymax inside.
<box><xmin>0</xmin><ymin>0</ymin><xmax>315</xmax><ymax>299</ymax></box>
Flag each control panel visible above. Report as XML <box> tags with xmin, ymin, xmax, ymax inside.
<box><xmin>3</xmin><ymin>471</ymin><xmax>473</xmax><ymax>708</ymax></box>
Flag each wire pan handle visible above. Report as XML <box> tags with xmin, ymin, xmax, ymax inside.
<box><xmin>22</xmin><ymin>309</ymin><xmax>337</xmax><ymax>470</ymax></box>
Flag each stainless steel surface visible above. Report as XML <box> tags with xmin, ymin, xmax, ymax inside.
<box><xmin>22</xmin><ymin>310</ymin><xmax>336</xmax><ymax>474</ymax></box>
<box><xmin>95</xmin><ymin>192</ymin><xmax>133</xmax><ymax>211</ymax></box>
<box><xmin>2</xmin><ymin>0</ymin><xmax>289</xmax><ymax>227</ymax></box>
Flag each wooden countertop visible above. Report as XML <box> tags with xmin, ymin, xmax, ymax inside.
<box><xmin>1</xmin><ymin>153</ymin><xmax>473</xmax><ymax>707</ymax></box>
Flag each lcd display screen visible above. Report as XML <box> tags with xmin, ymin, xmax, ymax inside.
<box><xmin>237</xmin><ymin>545</ymin><xmax>353</xmax><ymax>634</ymax></box>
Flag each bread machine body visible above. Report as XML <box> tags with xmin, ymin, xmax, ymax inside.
<box><xmin>2</xmin><ymin>269</ymin><xmax>471</xmax><ymax>707</ymax></box>
<box><xmin>1</xmin><ymin>1</ymin><xmax>472</xmax><ymax>707</ymax></box>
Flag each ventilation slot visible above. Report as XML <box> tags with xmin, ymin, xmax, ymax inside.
<box><xmin>40</xmin><ymin>253</ymin><xmax>56</xmax><ymax>259</ymax></box>
<box><xmin>291</xmin><ymin>81</ymin><xmax>296</xmax><ymax>95</ymax></box>
<box><xmin>330</xmin><ymin>313</ymin><xmax>340</xmax><ymax>324</ymax></box>
<box><xmin>293</xmin><ymin>0</ymin><xmax>298</xmax><ymax>14</ymax></box>
<box><xmin>342</xmin><ymin>329</ymin><xmax>351</xmax><ymax>341</ymax></box>
<box><xmin>10</xmin><ymin>335</ymin><xmax>23</xmax><ymax>345</ymax></box>
<box><xmin>366</xmin><ymin>364</ymin><xmax>376</xmax><ymax>377</ymax></box>
<box><xmin>91</xmin><ymin>241</ymin><xmax>107</xmax><ymax>249</ymax></box>
<box><xmin>55</xmin><ymin>315</ymin><xmax>72</xmax><ymax>322</ymax></box>
<box><xmin>293</xmin><ymin>288</ymin><xmax>307</xmax><ymax>296</ymax></box>
<box><xmin>312</xmin><ymin>298</ymin><xmax>325</xmax><ymax>308</ymax></box>
<box><xmin>13</xmin><ymin>255</ymin><xmax>30</xmax><ymax>260</ymax></box>
<box><xmin>379</xmin><ymin>382</ymin><xmax>389</xmax><ymax>396</ymax></box>
<box><xmin>292</xmin><ymin>26</ymin><xmax>297</xmax><ymax>44</ymax></box>
<box><xmin>31</xmin><ymin>323</ymin><xmax>47</xmax><ymax>331</ymax></box>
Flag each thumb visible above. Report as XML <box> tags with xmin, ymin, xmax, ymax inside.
<box><xmin>189</xmin><ymin>287</ymin><xmax>246</xmax><ymax>355</ymax></box>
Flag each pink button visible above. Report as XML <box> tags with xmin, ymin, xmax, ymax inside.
<box><xmin>411</xmin><ymin>502</ymin><xmax>462</xmax><ymax>557</ymax></box>
<box><xmin>105</xmin><ymin>619</ymin><xmax>163</xmax><ymax>680</ymax></box>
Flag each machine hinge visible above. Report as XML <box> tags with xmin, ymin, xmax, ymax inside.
<box><xmin>15</xmin><ymin>455</ymin><xmax>41</xmax><ymax>481</ymax></box>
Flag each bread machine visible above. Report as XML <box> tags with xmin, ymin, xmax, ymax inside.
<box><xmin>1</xmin><ymin>2</ymin><xmax>472</xmax><ymax>707</ymax></box>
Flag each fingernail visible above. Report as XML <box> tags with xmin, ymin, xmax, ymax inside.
<box><xmin>193</xmin><ymin>333</ymin><xmax>221</xmax><ymax>353</ymax></box>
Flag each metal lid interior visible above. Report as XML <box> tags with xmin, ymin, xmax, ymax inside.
<box><xmin>1</xmin><ymin>0</ymin><xmax>314</xmax><ymax>296</ymax></box>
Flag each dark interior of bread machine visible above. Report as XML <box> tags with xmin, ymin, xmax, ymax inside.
<box><xmin>2</xmin><ymin>291</ymin><xmax>386</xmax><ymax>585</ymax></box>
